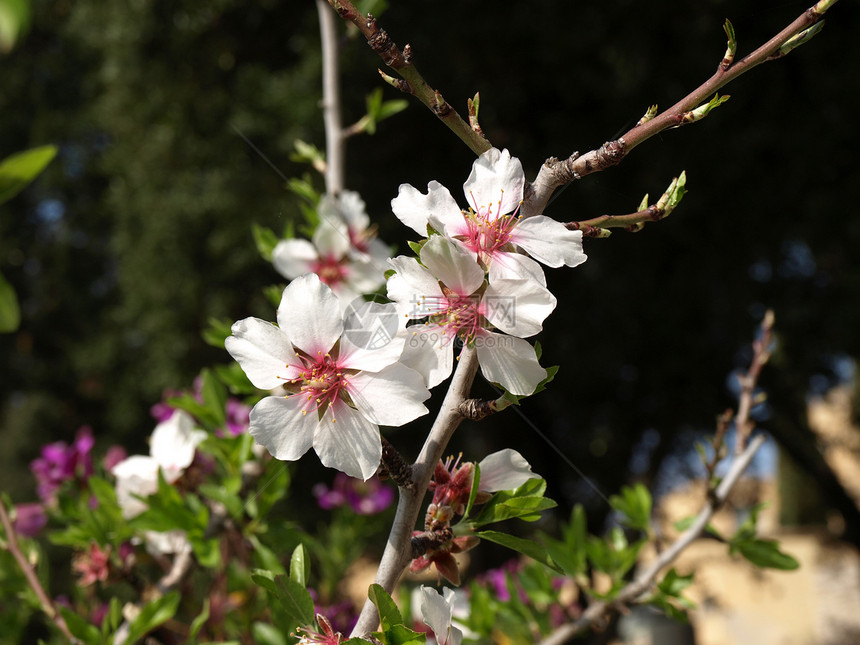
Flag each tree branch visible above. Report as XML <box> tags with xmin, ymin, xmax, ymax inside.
<box><xmin>0</xmin><ymin>500</ymin><xmax>82</xmax><ymax>644</ymax></box>
<box><xmin>317</xmin><ymin>0</ymin><xmax>345</xmax><ymax>195</ymax></box>
<box><xmin>540</xmin><ymin>433</ymin><xmax>767</xmax><ymax>645</ymax></box>
<box><xmin>350</xmin><ymin>345</ymin><xmax>479</xmax><ymax>638</ymax></box>
<box><xmin>523</xmin><ymin>0</ymin><xmax>839</xmax><ymax>218</ymax></box>
<box><xmin>325</xmin><ymin>0</ymin><xmax>491</xmax><ymax>156</ymax></box>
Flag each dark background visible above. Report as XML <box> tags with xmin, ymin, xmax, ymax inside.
<box><xmin>2</xmin><ymin>0</ymin><xmax>859</xmax><ymax>546</ymax></box>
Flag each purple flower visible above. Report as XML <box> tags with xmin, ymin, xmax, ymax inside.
<box><xmin>30</xmin><ymin>426</ymin><xmax>95</xmax><ymax>503</ymax></box>
<box><xmin>13</xmin><ymin>503</ymin><xmax>47</xmax><ymax>537</ymax></box>
<box><xmin>313</xmin><ymin>473</ymin><xmax>394</xmax><ymax>515</ymax></box>
<box><xmin>218</xmin><ymin>398</ymin><xmax>251</xmax><ymax>437</ymax></box>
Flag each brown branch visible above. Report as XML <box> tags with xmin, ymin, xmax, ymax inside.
<box><xmin>350</xmin><ymin>346</ymin><xmax>479</xmax><ymax>638</ymax></box>
<box><xmin>0</xmin><ymin>501</ymin><xmax>82</xmax><ymax>644</ymax></box>
<box><xmin>523</xmin><ymin>0</ymin><xmax>838</xmax><ymax>217</ymax></box>
<box><xmin>735</xmin><ymin>309</ymin><xmax>775</xmax><ymax>455</ymax></box>
<box><xmin>326</xmin><ymin>0</ymin><xmax>491</xmax><ymax>156</ymax></box>
<box><xmin>540</xmin><ymin>433</ymin><xmax>768</xmax><ymax>645</ymax></box>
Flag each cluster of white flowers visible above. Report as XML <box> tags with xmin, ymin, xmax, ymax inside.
<box><xmin>227</xmin><ymin>149</ymin><xmax>586</xmax><ymax>478</ymax></box>
<box><xmin>111</xmin><ymin>411</ymin><xmax>207</xmax><ymax>554</ymax></box>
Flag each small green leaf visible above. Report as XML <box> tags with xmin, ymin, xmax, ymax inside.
<box><xmin>201</xmin><ymin>368</ymin><xmax>228</xmax><ymax>427</ymax></box>
<box><xmin>202</xmin><ymin>318</ymin><xmax>234</xmax><ymax>348</ymax></box>
<box><xmin>0</xmin><ymin>271</ymin><xmax>20</xmax><ymax>332</ymax></box>
<box><xmin>290</xmin><ymin>543</ymin><xmax>310</xmax><ymax>587</ymax></box>
<box><xmin>733</xmin><ymin>538</ymin><xmax>800</xmax><ymax>570</ymax></box>
<box><xmin>189</xmin><ymin>599</ymin><xmax>211</xmax><ymax>641</ymax></box>
<box><xmin>57</xmin><ymin>607</ymin><xmax>101</xmax><ymax>645</ymax></box>
<box><xmin>476</xmin><ymin>530</ymin><xmax>564</xmax><ymax>574</ymax></box>
<box><xmin>123</xmin><ymin>592</ymin><xmax>181</xmax><ymax>645</ymax></box>
<box><xmin>252</xmin><ymin>224</ymin><xmax>281</xmax><ymax>262</ymax></box>
<box><xmin>252</xmin><ymin>621</ymin><xmax>288</xmax><ymax>645</ymax></box>
<box><xmin>368</xmin><ymin>583</ymin><xmax>403</xmax><ymax>631</ymax></box>
<box><xmin>0</xmin><ymin>145</ymin><xmax>57</xmax><ymax>205</ymax></box>
<box><xmin>609</xmin><ymin>483</ymin><xmax>652</xmax><ymax>531</ymax></box>
<box><xmin>373</xmin><ymin>624</ymin><xmax>427</xmax><ymax>645</ymax></box>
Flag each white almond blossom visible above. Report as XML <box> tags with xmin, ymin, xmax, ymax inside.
<box><xmin>111</xmin><ymin>411</ymin><xmax>207</xmax><ymax>554</ymax></box>
<box><xmin>478</xmin><ymin>448</ymin><xmax>540</xmax><ymax>492</ymax></box>
<box><xmin>391</xmin><ymin>148</ymin><xmax>586</xmax><ymax>285</ymax></box>
<box><xmin>225</xmin><ymin>273</ymin><xmax>430</xmax><ymax>480</ymax></box>
<box><xmin>387</xmin><ymin>235</ymin><xmax>554</xmax><ymax>396</ymax></box>
<box><xmin>420</xmin><ymin>586</ymin><xmax>464</xmax><ymax>645</ymax></box>
<box><xmin>271</xmin><ymin>191</ymin><xmax>388</xmax><ymax>309</ymax></box>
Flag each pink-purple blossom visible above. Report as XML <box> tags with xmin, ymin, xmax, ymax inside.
<box><xmin>312</xmin><ymin>473</ymin><xmax>394</xmax><ymax>515</ymax></box>
<box><xmin>30</xmin><ymin>426</ymin><xmax>95</xmax><ymax>503</ymax></box>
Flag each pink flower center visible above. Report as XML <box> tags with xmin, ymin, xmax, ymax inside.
<box><xmin>289</xmin><ymin>352</ymin><xmax>349</xmax><ymax>418</ymax></box>
<box><xmin>459</xmin><ymin>191</ymin><xmax>521</xmax><ymax>261</ymax></box>
<box><xmin>311</xmin><ymin>256</ymin><xmax>348</xmax><ymax>287</ymax></box>
<box><xmin>431</xmin><ymin>289</ymin><xmax>485</xmax><ymax>341</ymax></box>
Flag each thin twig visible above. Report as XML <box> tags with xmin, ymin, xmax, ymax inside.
<box><xmin>325</xmin><ymin>0</ymin><xmax>491</xmax><ymax>156</ymax></box>
<box><xmin>539</xmin><ymin>433</ymin><xmax>767</xmax><ymax>645</ymax></box>
<box><xmin>350</xmin><ymin>346</ymin><xmax>479</xmax><ymax>638</ymax></box>
<box><xmin>0</xmin><ymin>501</ymin><xmax>82</xmax><ymax>644</ymax></box>
<box><xmin>523</xmin><ymin>0</ymin><xmax>839</xmax><ymax>217</ymax></box>
<box><xmin>317</xmin><ymin>0</ymin><xmax>345</xmax><ymax>195</ymax></box>
<box><xmin>735</xmin><ymin>309</ymin><xmax>775</xmax><ymax>454</ymax></box>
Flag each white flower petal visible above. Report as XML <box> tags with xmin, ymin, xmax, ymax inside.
<box><xmin>476</xmin><ymin>332</ymin><xmax>546</xmax><ymax>396</ymax></box>
<box><xmin>487</xmin><ymin>251</ymin><xmax>547</xmax><ymax>287</ymax></box>
<box><xmin>112</xmin><ymin>455</ymin><xmax>160</xmax><ymax>519</ymax></box>
<box><xmin>387</xmin><ymin>256</ymin><xmax>445</xmax><ymax>318</ymax></box>
<box><xmin>277</xmin><ymin>274</ymin><xmax>344</xmax><ymax>356</ymax></box>
<box><xmin>463</xmin><ymin>148</ymin><xmax>524</xmax><ymax>218</ymax></box>
<box><xmin>510</xmin><ymin>216</ymin><xmax>587</xmax><ymax>268</ymax></box>
<box><xmin>344</xmin><ymin>255</ymin><xmax>386</xmax><ymax>293</ymax></box>
<box><xmin>478</xmin><ymin>449</ymin><xmax>539</xmax><ymax>492</ymax></box>
<box><xmin>312</xmin><ymin>203</ymin><xmax>351</xmax><ymax>259</ymax></box>
<box><xmin>420</xmin><ymin>235</ymin><xmax>484</xmax><ymax>296</ymax></box>
<box><xmin>271</xmin><ymin>238</ymin><xmax>317</xmax><ymax>280</ymax></box>
<box><xmin>338</xmin><ymin>300</ymin><xmax>406</xmax><ymax>371</ymax></box>
<box><xmin>347</xmin><ymin>363</ymin><xmax>430</xmax><ymax>426</ymax></box>
<box><xmin>226</xmin><ymin>317</ymin><xmax>301</xmax><ymax>390</ymax></box>
<box><xmin>149</xmin><ymin>411</ymin><xmax>207</xmax><ymax>478</ymax></box>
<box><xmin>421</xmin><ymin>586</ymin><xmax>463</xmax><ymax>645</ymax></box>
<box><xmin>313</xmin><ymin>400</ymin><xmax>382</xmax><ymax>479</ymax></box>
<box><xmin>338</xmin><ymin>190</ymin><xmax>370</xmax><ymax>233</ymax></box>
<box><xmin>392</xmin><ymin>181</ymin><xmax>460</xmax><ymax>237</ymax></box>
<box><xmin>249</xmin><ymin>395</ymin><xmax>316</xmax><ymax>462</ymax></box>
<box><xmin>484</xmin><ymin>278</ymin><xmax>556</xmax><ymax>338</ymax></box>
<box><xmin>399</xmin><ymin>323</ymin><xmax>455</xmax><ymax>388</ymax></box>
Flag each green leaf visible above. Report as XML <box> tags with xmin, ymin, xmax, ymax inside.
<box><xmin>0</xmin><ymin>271</ymin><xmax>20</xmax><ymax>332</ymax></box>
<box><xmin>373</xmin><ymin>624</ymin><xmax>427</xmax><ymax>645</ymax></box>
<box><xmin>200</xmin><ymin>368</ymin><xmax>228</xmax><ymax>427</ymax></box>
<box><xmin>213</xmin><ymin>362</ymin><xmax>256</xmax><ymax>395</ymax></box>
<box><xmin>57</xmin><ymin>607</ymin><xmax>101</xmax><ymax>645</ymax></box>
<box><xmin>251</xmin><ymin>569</ymin><xmax>315</xmax><ymax>628</ymax></box>
<box><xmin>290</xmin><ymin>543</ymin><xmax>310</xmax><ymax>586</ymax></box>
<box><xmin>457</xmin><ymin>462</ymin><xmax>481</xmax><ymax>524</ymax></box>
<box><xmin>609</xmin><ymin>483</ymin><xmax>652</xmax><ymax>531</ymax></box>
<box><xmin>202</xmin><ymin>318</ymin><xmax>234</xmax><ymax>348</ymax></box>
<box><xmin>469</xmin><ymin>478</ymin><xmax>556</xmax><ymax>527</ymax></box>
<box><xmin>0</xmin><ymin>145</ymin><xmax>57</xmax><ymax>204</ymax></box>
<box><xmin>733</xmin><ymin>538</ymin><xmax>800</xmax><ymax>570</ymax></box>
<box><xmin>252</xmin><ymin>621</ymin><xmax>288</xmax><ymax>645</ymax></box>
<box><xmin>123</xmin><ymin>592</ymin><xmax>181</xmax><ymax>645</ymax></box>
<box><xmin>189</xmin><ymin>599</ymin><xmax>211</xmax><ymax>641</ymax></box>
<box><xmin>658</xmin><ymin>568</ymin><xmax>694</xmax><ymax>597</ymax></box>
<box><xmin>252</xmin><ymin>224</ymin><xmax>281</xmax><ymax>262</ymax></box>
<box><xmin>476</xmin><ymin>530</ymin><xmax>565</xmax><ymax>574</ymax></box>
<box><xmin>368</xmin><ymin>583</ymin><xmax>403</xmax><ymax>631</ymax></box>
